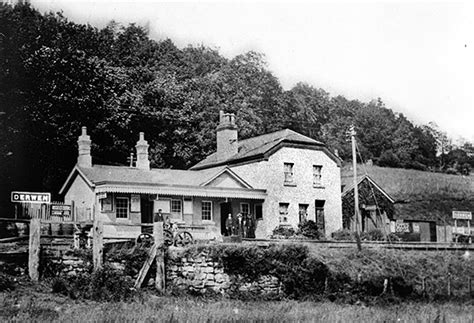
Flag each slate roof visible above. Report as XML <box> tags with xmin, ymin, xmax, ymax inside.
<box><xmin>77</xmin><ymin>164</ymin><xmax>226</xmax><ymax>187</ymax></box>
<box><xmin>191</xmin><ymin>129</ymin><xmax>329</xmax><ymax>170</ymax></box>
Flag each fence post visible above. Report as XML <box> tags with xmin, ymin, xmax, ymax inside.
<box><xmin>28</xmin><ymin>217</ymin><xmax>41</xmax><ymax>282</ymax></box>
<box><xmin>154</xmin><ymin>220</ymin><xmax>165</xmax><ymax>292</ymax></box>
<box><xmin>468</xmin><ymin>277</ymin><xmax>472</xmax><ymax>295</ymax></box>
<box><xmin>447</xmin><ymin>274</ymin><xmax>451</xmax><ymax>297</ymax></box>
<box><xmin>93</xmin><ymin>219</ymin><xmax>103</xmax><ymax>271</ymax></box>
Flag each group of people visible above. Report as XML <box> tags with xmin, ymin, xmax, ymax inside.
<box><xmin>224</xmin><ymin>212</ymin><xmax>255</xmax><ymax>238</ymax></box>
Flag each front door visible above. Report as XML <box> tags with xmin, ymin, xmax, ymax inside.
<box><xmin>220</xmin><ymin>202</ymin><xmax>232</xmax><ymax>235</ymax></box>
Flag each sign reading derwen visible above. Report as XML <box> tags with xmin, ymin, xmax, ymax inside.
<box><xmin>11</xmin><ymin>192</ymin><xmax>51</xmax><ymax>204</ymax></box>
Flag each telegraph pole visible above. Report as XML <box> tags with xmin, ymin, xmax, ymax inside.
<box><xmin>350</xmin><ymin>125</ymin><xmax>362</xmax><ymax>251</ymax></box>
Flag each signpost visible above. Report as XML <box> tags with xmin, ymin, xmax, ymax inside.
<box><xmin>453</xmin><ymin>211</ymin><xmax>472</xmax><ymax>243</ymax></box>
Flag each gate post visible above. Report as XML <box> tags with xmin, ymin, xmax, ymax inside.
<box><xmin>28</xmin><ymin>217</ymin><xmax>41</xmax><ymax>281</ymax></box>
<box><xmin>154</xmin><ymin>220</ymin><xmax>165</xmax><ymax>292</ymax></box>
<box><xmin>93</xmin><ymin>219</ymin><xmax>103</xmax><ymax>271</ymax></box>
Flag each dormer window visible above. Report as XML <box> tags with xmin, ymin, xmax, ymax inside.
<box><xmin>284</xmin><ymin>163</ymin><xmax>295</xmax><ymax>186</ymax></box>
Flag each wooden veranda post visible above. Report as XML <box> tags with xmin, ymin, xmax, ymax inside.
<box><xmin>154</xmin><ymin>220</ymin><xmax>165</xmax><ymax>292</ymax></box>
<box><xmin>28</xmin><ymin>216</ymin><xmax>41</xmax><ymax>281</ymax></box>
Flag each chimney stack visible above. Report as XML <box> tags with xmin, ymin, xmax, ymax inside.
<box><xmin>216</xmin><ymin>110</ymin><xmax>238</xmax><ymax>161</ymax></box>
<box><xmin>135</xmin><ymin>132</ymin><xmax>150</xmax><ymax>170</ymax></box>
<box><xmin>77</xmin><ymin>126</ymin><xmax>92</xmax><ymax>168</ymax></box>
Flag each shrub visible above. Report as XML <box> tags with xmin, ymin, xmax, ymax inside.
<box><xmin>182</xmin><ymin>243</ymin><xmax>329</xmax><ymax>300</ymax></box>
<box><xmin>297</xmin><ymin>220</ymin><xmax>325</xmax><ymax>240</ymax></box>
<box><xmin>51</xmin><ymin>265</ymin><xmax>136</xmax><ymax>302</ymax></box>
<box><xmin>360</xmin><ymin>229</ymin><xmax>384</xmax><ymax>241</ymax></box>
<box><xmin>0</xmin><ymin>273</ymin><xmax>15</xmax><ymax>291</ymax></box>
<box><xmin>385</xmin><ymin>233</ymin><xmax>401</xmax><ymax>242</ymax></box>
<box><xmin>331</xmin><ymin>229</ymin><xmax>354</xmax><ymax>241</ymax></box>
<box><xmin>271</xmin><ymin>225</ymin><xmax>296</xmax><ymax>239</ymax></box>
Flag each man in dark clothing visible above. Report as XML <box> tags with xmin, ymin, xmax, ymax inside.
<box><xmin>225</xmin><ymin>213</ymin><xmax>233</xmax><ymax>236</ymax></box>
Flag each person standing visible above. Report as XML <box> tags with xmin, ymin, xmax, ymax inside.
<box><xmin>225</xmin><ymin>213</ymin><xmax>233</xmax><ymax>236</ymax></box>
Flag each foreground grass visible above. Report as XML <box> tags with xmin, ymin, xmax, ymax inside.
<box><xmin>1</xmin><ymin>288</ymin><xmax>473</xmax><ymax>322</ymax></box>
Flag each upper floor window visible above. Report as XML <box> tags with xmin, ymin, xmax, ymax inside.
<box><xmin>279</xmin><ymin>203</ymin><xmax>289</xmax><ymax>223</ymax></box>
<box><xmin>202</xmin><ymin>201</ymin><xmax>212</xmax><ymax>221</ymax></box>
<box><xmin>313</xmin><ymin>165</ymin><xmax>323</xmax><ymax>187</ymax></box>
<box><xmin>284</xmin><ymin>163</ymin><xmax>295</xmax><ymax>185</ymax></box>
<box><xmin>116</xmin><ymin>197</ymin><xmax>129</xmax><ymax>219</ymax></box>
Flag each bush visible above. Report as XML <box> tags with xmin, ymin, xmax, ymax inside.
<box><xmin>51</xmin><ymin>265</ymin><xmax>136</xmax><ymax>302</ymax></box>
<box><xmin>331</xmin><ymin>229</ymin><xmax>354</xmax><ymax>241</ymax></box>
<box><xmin>297</xmin><ymin>220</ymin><xmax>324</xmax><ymax>240</ymax></box>
<box><xmin>385</xmin><ymin>233</ymin><xmax>401</xmax><ymax>242</ymax></box>
<box><xmin>0</xmin><ymin>273</ymin><xmax>15</xmax><ymax>291</ymax></box>
<box><xmin>271</xmin><ymin>225</ymin><xmax>296</xmax><ymax>239</ymax></box>
<box><xmin>182</xmin><ymin>244</ymin><xmax>329</xmax><ymax>300</ymax></box>
<box><xmin>360</xmin><ymin>229</ymin><xmax>384</xmax><ymax>241</ymax></box>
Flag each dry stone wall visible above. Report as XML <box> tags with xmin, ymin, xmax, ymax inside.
<box><xmin>166</xmin><ymin>248</ymin><xmax>284</xmax><ymax>297</ymax></box>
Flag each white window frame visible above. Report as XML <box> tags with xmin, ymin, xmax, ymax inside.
<box><xmin>240</xmin><ymin>202</ymin><xmax>250</xmax><ymax>216</ymax></box>
<box><xmin>283</xmin><ymin>162</ymin><xmax>295</xmax><ymax>185</ymax></box>
<box><xmin>313</xmin><ymin>165</ymin><xmax>323</xmax><ymax>187</ymax></box>
<box><xmin>115</xmin><ymin>197</ymin><xmax>129</xmax><ymax>219</ymax></box>
<box><xmin>170</xmin><ymin>199</ymin><xmax>182</xmax><ymax>215</ymax></box>
<box><xmin>202</xmin><ymin>200</ymin><xmax>213</xmax><ymax>221</ymax></box>
<box><xmin>299</xmin><ymin>204</ymin><xmax>309</xmax><ymax>223</ymax></box>
<box><xmin>279</xmin><ymin>202</ymin><xmax>289</xmax><ymax>223</ymax></box>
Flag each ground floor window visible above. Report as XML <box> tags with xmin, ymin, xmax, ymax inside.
<box><xmin>202</xmin><ymin>201</ymin><xmax>212</xmax><ymax>221</ymax></box>
<box><xmin>171</xmin><ymin>199</ymin><xmax>182</xmax><ymax>215</ymax></box>
<box><xmin>299</xmin><ymin>204</ymin><xmax>308</xmax><ymax>223</ymax></box>
<box><xmin>279</xmin><ymin>203</ymin><xmax>289</xmax><ymax>223</ymax></box>
<box><xmin>116</xmin><ymin>197</ymin><xmax>129</xmax><ymax>219</ymax></box>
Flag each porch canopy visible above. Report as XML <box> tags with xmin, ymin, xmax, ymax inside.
<box><xmin>95</xmin><ymin>183</ymin><xmax>267</xmax><ymax>200</ymax></box>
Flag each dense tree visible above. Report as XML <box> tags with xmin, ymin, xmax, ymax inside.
<box><xmin>0</xmin><ymin>2</ymin><xmax>466</xmax><ymax>213</ymax></box>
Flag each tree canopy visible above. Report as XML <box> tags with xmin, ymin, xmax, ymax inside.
<box><xmin>0</xmin><ymin>3</ymin><xmax>471</xmax><ymax>211</ymax></box>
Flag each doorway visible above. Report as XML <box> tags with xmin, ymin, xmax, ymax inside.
<box><xmin>141</xmin><ymin>196</ymin><xmax>154</xmax><ymax>234</ymax></box>
<box><xmin>220</xmin><ymin>202</ymin><xmax>232</xmax><ymax>235</ymax></box>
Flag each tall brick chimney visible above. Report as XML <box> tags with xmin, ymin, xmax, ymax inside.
<box><xmin>135</xmin><ymin>132</ymin><xmax>150</xmax><ymax>170</ymax></box>
<box><xmin>77</xmin><ymin>126</ymin><xmax>92</xmax><ymax>168</ymax></box>
<box><xmin>216</xmin><ymin>110</ymin><xmax>238</xmax><ymax>161</ymax></box>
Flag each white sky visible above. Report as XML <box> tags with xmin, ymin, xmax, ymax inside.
<box><xmin>31</xmin><ymin>0</ymin><xmax>474</xmax><ymax>143</ymax></box>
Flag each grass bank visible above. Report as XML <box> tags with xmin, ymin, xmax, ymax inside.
<box><xmin>1</xmin><ymin>288</ymin><xmax>473</xmax><ymax>322</ymax></box>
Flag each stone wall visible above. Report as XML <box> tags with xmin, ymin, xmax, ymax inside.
<box><xmin>166</xmin><ymin>248</ymin><xmax>284</xmax><ymax>297</ymax></box>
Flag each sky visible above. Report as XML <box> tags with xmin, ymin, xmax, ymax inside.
<box><xmin>31</xmin><ymin>0</ymin><xmax>474</xmax><ymax>143</ymax></box>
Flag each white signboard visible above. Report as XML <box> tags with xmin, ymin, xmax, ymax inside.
<box><xmin>452</xmin><ymin>211</ymin><xmax>472</xmax><ymax>220</ymax></box>
<box><xmin>396</xmin><ymin>223</ymin><xmax>410</xmax><ymax>233</ymax></box>
<box><xmin>131</xmin><ymin>194</ymin><xmax>141</xmax><ymax>212</ymax></box>
<box><xmin>11</xmin><ymin>191</ymin><xmax>51</xmax><ymax>204</ymax></box>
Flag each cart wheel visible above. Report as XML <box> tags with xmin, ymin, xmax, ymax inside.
<box><xmin>174</xmin><ymin>231</ymin><xmax>194</xmax><ymax>247</ymax></box>
<box><xmin>164</xmin><ymin>229</ymin><xmax>174</xmax><ymax>246</ymax></box>
<box><xmin>136</xmin><ymin>233</ymin><xmax>154</xmax><ymax>247</ymax></box>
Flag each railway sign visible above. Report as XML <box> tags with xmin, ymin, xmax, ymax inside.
<box><xmin>452</xmin><ymin>211</ymin><xmax>472</xmax><ymax>220</ymax></box>
<box><xmin>51</xmin><ymin>203</ymin><xmax>72</xmax><ymax>216</ymax></box>
<box><xmin>11</xmin><ymin>191</ymin><xmax>51</xmax><ymax>204</ymax></box>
